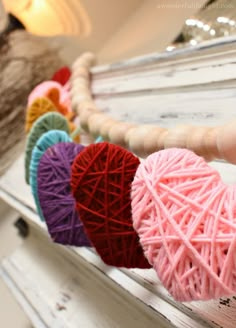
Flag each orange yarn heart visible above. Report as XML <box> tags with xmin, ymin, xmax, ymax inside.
<box><xmin>45</xmin><ymin>87</ymin><xmax>69</xmax><ymax>116</ymax></box>
<box><xmin>131</xmin><ymin>148</ymin><xmax>236</xmax><ymax>301</ymax></box>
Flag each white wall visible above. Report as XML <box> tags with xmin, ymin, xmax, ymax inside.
<box><xmin>98</xmin><ymin>0</ymin><xmax>209</xmax><ymax>63</ymax></box>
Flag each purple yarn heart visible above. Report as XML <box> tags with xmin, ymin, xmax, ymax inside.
<box><xmin>37</xmin><ymin>142</ymin><xmax>91</xmax><ymax>247</ymax></box>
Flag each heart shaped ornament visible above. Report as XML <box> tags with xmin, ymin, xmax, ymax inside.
<box><xmin>38</xmin><ymin>142</ymin><xmax>90</xmax><ymax>246</ymax></box>
<box><xmin>30</xmin><ymin>130</ymin><xmax>71</xmax><ymax>221</ymax></box>
<box><xmin>51</xmin><ymin>66</ymin><xmax>71</xmax><ymax>86</ymax></box>
<box><xmin>131</xmin><ymin>148</ymin><xmax>236</xmax><ymax>302</ymax></box>
<box><xmin>71</xmin><ymin>142</ymin><xmax>151</xmax><ymax>268</ymax></box>
<box><xmin>25</xmin><ymin>112</ymin><xmax>70</xmax><ymax>184</ymax></box>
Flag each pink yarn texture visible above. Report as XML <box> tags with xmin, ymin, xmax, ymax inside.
<box><xmin>27</xmin><ymin>81</ymin><xmax>71</xmax><ymax>111</ymax></box>
<box><xmin>131</xmin><ymin>148</ymin><xmax>236</xmax><ymax>302</ymax></box>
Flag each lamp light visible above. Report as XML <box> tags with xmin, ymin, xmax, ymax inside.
<box><xmin>3</xmin><ymin>0</ymin><xmax>91</xmax><ymax>36</ymax></box>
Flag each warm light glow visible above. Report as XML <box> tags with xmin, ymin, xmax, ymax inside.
<box><xmin>166</xmin><ymin>45</ymin><xmax>176</xmax><ymax>52</ymax></box>
<box><xmin>3</xmin><ymin>0</ymin><xmax>91</xmax><ymax>36</ymax></box>
<box><xmin>197</xmin><ymin>21</ymin><xmax>204</xmax><ymax>28</ymax></box>
<box><xmin>210</xmin><ymin>29</ymin><xmax>216</xmax><ymax>36</ymax></box>
<box><xmin>3</xmin><ymin>0</ymin><xmax>31</xmax><ymax>12</ymax></box>
<box><xmin>203</xmin><ymin>24</ymin><xmax>210</xmax><ymax>31</ymax></box>
<box><xmin>217</xmin><ymin>16</ymin><xmax>229</xmax><ymax>24</ymax></box>
<box><xmin>185</xmin><ymin>19</ymin><xmax>196</xmax><ymax>26</ymax></box>
<box><xmin>190</xmin><ymin>39</ymin><xmax>197</xmax><ymax>46</ymax></box>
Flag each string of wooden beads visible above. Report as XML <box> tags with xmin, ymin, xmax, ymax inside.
<box><xmin>70</xmin><ymin>53</ymin><xmax>236</xmax><ymax>164</ymax></box>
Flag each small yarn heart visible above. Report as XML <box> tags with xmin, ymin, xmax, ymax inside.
<box><xmin>38</xmin><ymin>142</ymin><xmax>90</xmax><ymax>246</ymax></box>
<box><xmin>28</xmin><ymin>81</ymin><xmax>64</xmax><ymax>107</ymax></box>
<box><xmin>45</xmin><ymin>88</ymin><xmax>69</xmax><ymax>116</ymax></box>
<box><xmin>25</xmin><ymin>112</ymin><xmax>70</xmax><ymax>184</ymax></box>
<box><xmin>30</xmin><ymin>130</ymin><xmax>71</xmax><ymax>221</ymax></box>
<box><xmin>28</xmin><ymin>81</ymin><xmax>71</xmax><ymax>112</ymax></box>
<box><xmin>51</xmin><ymin>66</ymin><xmax>71</xmax><ymax>86</ymax></box>
<box><xmin>25</xmin><ymin>97</ymin><xmax>56</xmax><ymax>133</ymax></box>
<box><xmin>131</xmin><ymin>148</ymin><xmax>236</xmax><ymax>301</ymax></box>
<box><xmin>71</xmin><ymin>142</ymin><xmax>151</xmax><ymax>268</ymax></box>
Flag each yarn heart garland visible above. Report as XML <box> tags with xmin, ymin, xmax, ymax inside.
<box><xmin>38</xmin><ymin>142</ymin><xmax>90</xmax><ymax>246</ymax></box>
<box><xmin>30</xmin><ymin>130</ymin><xmax>72</xmax><ymax>221</ymax></box>
<box><xmin>131</xmin><ymin>148</ymin><xmax>236</xmax><ymax>301</ymax></box>
<box><xmin>71</xmin><ymin>142</ymin><xmax>151</xmax><ymax>269</ymax></box>
<box><xmin>25</xmin><ymin>112</ymin><xmax>70</xmax><ymax>184</ymax></box>
<box><xmin>51</xmin><ymin>66</ymin><xmax>71</xmax><ymax>86</ymax></box>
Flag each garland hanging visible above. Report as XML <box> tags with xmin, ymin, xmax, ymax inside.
<box><xmin>23</xmin><ymin>58</ymin><xmax>236</xmax><ymax>303</ymax></box>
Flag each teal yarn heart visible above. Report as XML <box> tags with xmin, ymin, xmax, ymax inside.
<box><xmin>30</xmin><ymin>130</ymin><xmax>72</xmax><ymax>221</ymax></box>
<box><xmin>25</xmin><ymin>112</ymin><xmax>70</xmax><ymax>184</ymax></box>
<box><xmin>95</xmin><ymin>136</ymin><xmax>103</xmax><ymax>143</ymax></box>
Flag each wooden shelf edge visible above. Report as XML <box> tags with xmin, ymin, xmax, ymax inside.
<box><xmin>0</xmin><ymin>266</ymin><xmax>48</xmax><ymax>328</ymax></box>
<box><xmin>0</xmin><ymin>185</ymin><xmax>213</xmax><ymax>328</ymax></box>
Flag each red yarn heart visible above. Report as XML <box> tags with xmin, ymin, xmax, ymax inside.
<box><xmin>71</xmin><ymin>142</ymin><xmax>151</xmax><ymax>268</ymax></box>
<box><xmin>52</xmin><ymin>67</ymin><xmax>71</xmax><ymax>86</ymax></box>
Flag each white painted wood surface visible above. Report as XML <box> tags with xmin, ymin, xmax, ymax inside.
<box><xmin>91</xmin><ymin>36</ymin><xmax>236</xmax><ymax>129</ymax></box>
<box><xmin>2</xmin><ymin>35</ymin><xmax>236</xmax><ymax>327</ymax></box>
<box><xmin>0</xmin><ymin>156</ymin><xmax>212</xmax><ymax>328</ymax></box>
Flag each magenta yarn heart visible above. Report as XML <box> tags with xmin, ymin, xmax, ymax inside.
<box><xmin>37</xmin><ymin>142</ymin><xmax>90</xmax><ymax>247</ymax></box>
<box><xmin>131</xmin><ymin>148</ymin><xmax>236</xmax><ymax>302</ymax></box>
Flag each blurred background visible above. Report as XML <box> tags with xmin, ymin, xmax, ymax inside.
<box><xmin>3</xmin><ymin>0</ymin><xmax>236</xmax><ymax>65</ymax></box>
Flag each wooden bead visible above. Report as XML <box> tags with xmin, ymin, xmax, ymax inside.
<box><xmin>73</xmin><ymin>94</ymin><xmax>92</xmax><ymax>106</ymax></box>
<box><xmin>79</xmin><ymin>108</ymin><xmax>98</xmax><ymax>131</ymax></box>
<box><xmin>186</xmin><ymin>126</ymin><xmax>214</xmax><ymax>161</ymax></box>
<box><xmin>164</xmin><ymin>125</ymin><xmax>193</xmax><ymax>149</ymax></box>
<box><xmin>88</xmin><ymin>113</ymin><xmax>112</xmax><ymax>137</ymax></box>
<box><xmin>156</xmin><ymin>130</ymin><xmax>168</xmax><ymax>150</ymax></box>
<box><xmin>88</xmin><ymin>113</ymin><xmax>105</xmax><ymax>136</ymax></box>
<box><xmin>72</xmin><ymin>76</ymin><xmax>90</xmax><ymax>88</ymax></box>
<box><xmin>143</xmin><ymin>127</ymin><xmax>166</xmax><ymax>155</ymax></box>
<box><xmin>109</xmin><ymin>122</ymin><xmax>136</xmax><ymax>146</ymax></box>
<box><xmin>78</xmin><ymin>100</ymin><xmax>97</xmax><ymax>114</ymax></box>
<box><xmin>70</xmin><ymin>86</ymin><xmax>90</xmax><ymax>100</ymax></box>
<box><xmin>99</xmin><ymin>119</ymin><xmax>118</xmax><ymax>140</ymax></box>
<box><xmin>125</xmin><ymin>127</ymin><xmax>138</xmax><ymax>145</ymax></box>
<box><xmin>71</xmin><ymin>101</ymin><xmax>79</xmax><ymax>114</ymax></box>
<box><xmin>204</xmin><ymin>127</ymin><xmax>220</xmax><ymax>159</ymax></box>
<box><xmin>127</xmin><ymin>125</ymin><xmax>156</xmax><ymax>158</ymax></box>
<box><xmin>217</xmin><ymin>120</ymin><xmax>236</xmax><ymax>164</ymax></box>
<box><xmin>80</xmin><ymin>52</ymin><xmax>96</xmax><ymax>66</ymax></box>
<box><xmin>76</xmin><ymin>87</ymin><xmax>90</xmax><ymax>96</ymax></box>
<box><xmin>72</xmin><ymin>66</ymin><xmax>90</xmax><ymax>79</ymax></box>
<box><xmin>73</xmin><ymin>55</ymin><xmax>95</xmax><ymax>70</ymax></box>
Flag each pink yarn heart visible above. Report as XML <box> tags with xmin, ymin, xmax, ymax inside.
<box><xmin>28</xmin><ymin>81</ymin><xmax>71</xmax><ymax>111</ymax></box>
<box><xmin>131</xmin><ymin>148</ymin><xmax>236</xmax><ymax>302</ymax></box>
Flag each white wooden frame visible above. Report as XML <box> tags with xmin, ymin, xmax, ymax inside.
<box><xmin>2</xmin><ymin>35</ymin><xmax>236</xmax><ymax>327</ymax></box>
